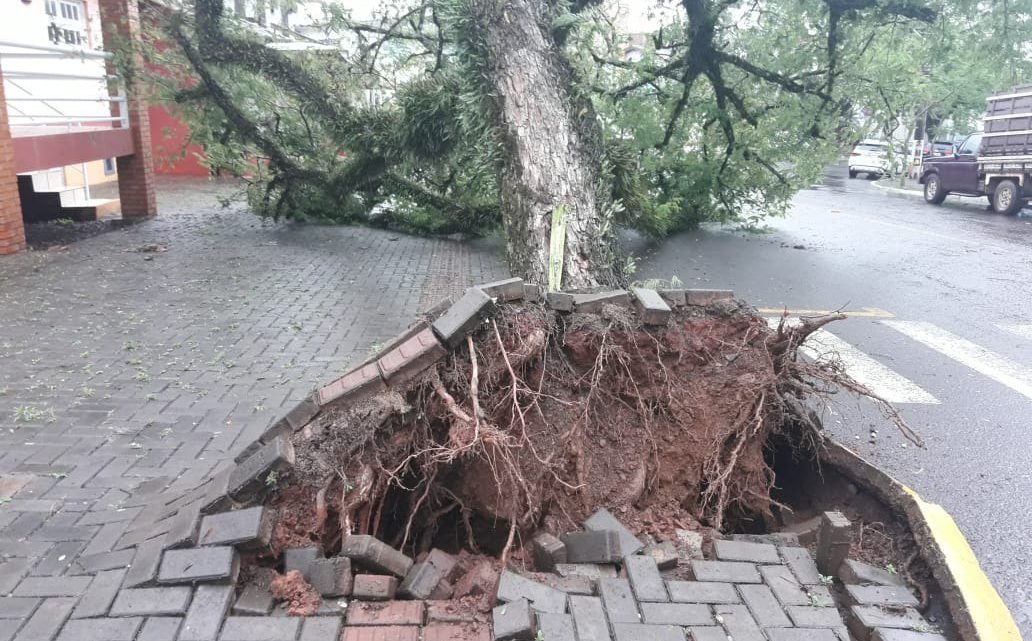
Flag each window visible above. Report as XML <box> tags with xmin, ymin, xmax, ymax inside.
<box><xmin>59</xmin><ymin>1</ymin><xmax>80</xmax><ymax>21</ymax></box>
<box><xmin>103</xmin><ymin>158</ymin><xmax>116</xmax><ymax>175</ymax></box>
<box><xmin>45</xmin><ymin>0</ymin><xmax>57</xmax><ymax>16</ymax></box>
<box><xmin>958</xmin><ymin>134</ymin><xmax>982</xmax><ymax>156</ymax></box>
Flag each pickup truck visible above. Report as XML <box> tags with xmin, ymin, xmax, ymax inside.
<box><xmin>920</xmin><ymin>86</ymin><xmax>1032</xmax><ymax>214</ymax></box>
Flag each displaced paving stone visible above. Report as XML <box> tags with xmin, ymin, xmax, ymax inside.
<box><xmin>477</xmin><ymin>278</ymin><xmax>525</xmax><ymax>302</ymax></box>
<box><xmin>341</xmin><ymin>626</ymin><xmax>420</xmax><ymax>641</ymax></box>
<box><xmin>583</xmin><ymin>509</ymin><xmax>643</xmax><ymax>556</ymax></box>
<box><xmin>228</xmin><ymin>435</ymin><xmax>295</xmax><ymax>502</ymax></box>
<box><xmin>816</xmin><ymin>511</ymin><xmax>853</xmax><ymax>575</ymax></box>
<box><xmin>493</xmin><ymin>598</ymin><xmax>535</xmax><ymax>641</ymax></box>
<box><xmin>496</xmin><ymin>571</ymin><xmax>567</xmax><ymax>615</ymax></box>
<box><xmin>352</xmin><ymin>574</ymin><xmax>398</xmax><ymax>601</ymax></box>
<box><xmin>568</xmin><ymin>595</ymin><xmax>610</xmax><ymax>641</ymax></box>
<box><xmin>452</xmin><ymin>559</ymin><xmax>499</xmax><ymax>599</ymax></box>
<box><xmin>109</xmin><ymin>587</ymin><xmax>193</xmax><ymax>617</ymax></box>
<box><xmin>871</xmin><ymin>629</ymin><xmax>948</xmax><ymax>641</ymax></box>
<box><xmin>158</xmin><ymin>547</ymin><xmax>239</xmax><ymax>585</ymax></box>
<box><xmin>200</xmin><ymin>468</ymin><xmax>236</xmax><ymax>515</ymax></box>
<box><xmin>341</xmin><ymin>535</ymin><xmax>414</xmax><ymax>578</ymax></box>
<box><xmin>623</xmin><ymin>555</ymin><xmax>667</xmax><ymax>602</ymax></box>
<box><xmin>598</xmin><ymin>578</ymin><xmax>640</xmax><ymax>624</ymax></box>
<box><xmin>308</xmin><ymin>557</ymin><xmax>353</xmax><ymax>597</ymax></box>
<box><xmin>178</xmin><ymin>585</ymin><xmax>234</xmax><ymax>641</ymax></box>
<box><xmin>232</xmin><ymin>584</ymin><xmax>274</xmax><ymax>615</ymax></box>
<box><xmin>283</xmin><ymin>546</ymin><xmax>322</xmax><ymax>580</ymax></box>
<box><xmin>164</xmin><ymin>502</ymin><xmax>203</xmax><ymax>550</ymax></box>
<box><xmin>784</xmin><ymin>515</ymin><xmax>823</xmax><ymax>546</ymax></box>
<box><xmin>848</xmin><ymin>606</ymin><xmax>929</xmax><ymax>641</ymax></box>
<box><xmin>765</xmin><ymin>629</ymin><xmax>841</xmax><ymax>641</ymax></box>
<box><xmin>640</xmin><ymin>602</ymin><xmax>713</xmax><ymax>626</ymax></box>
<box><xmin>666</xmin><ymin>581</ymin><xmax>740</xmax><ymax>604</ymax></box>
<box><xmin>198</xmin><ymin>507</ymin><xmax>274</xmax><ymax>549</ymax></box>
<box><xmin>137</xmin><ymin>617</ymin><xmax>183</xmax><ymax>641</ymax></box>
<box><xmin>537</xmin><ymin>613</ymin><xmax>577</xmax><ymax>641</ymax></box>
<box><xmin>561</xmin><ymin>530</ymin><xmax>621</xmax><ymax>564</ymax></box>
<box><xmin>316</xmin><ymin>362</ymin><xmax>386</xmax><ymax>406</ymax></box>
<box><xmin>779</xmin><ymin>546</ymin><xmax>822</xmax><ymax>585</ymax></box>
<box><xmin>219</xmin><ymin>616</ymin><xmax>300</xmax><ymax>641</ymax></box>
<box><xmin>54</xmin><ymin>617</ymin><xmax>144</xmax><ymax>641</ymax></box>
<box><xmin>71</xmin><ymin>568</ymin><xmax>126</xmax><ymax>619</ymax></box>
<box><xmin>554</xmin><ymin>564</ymin><xmax>617</xmax><ymax>581</ymax></box>
<box><xmin>713</xmin><ymin>604</ymin><xmax>765</xmax><ymax>641</ymax></box>
<box><xmin>531</xmin><ymin>533</ymin><xmax>567</xmax><ymax>571</ymax></box>
<box><xmin>572</xmin><ymin>290</ymin><xmax>631</xmax><ymax>313</ymax></box>
<box><xmin>424</xmin><ymin>549</ymin><xmax>460</xmax><ymax>583</ymax></box>
<box><xmin>630</xmin><ymin>287</ymin><xmax>672</xmax><ymax>325</ymax></box>
<box><xmin>123</xmin><ymin>538</ymin><xmax>164</xmax><ymax>588</ymax></box>
<box><xmin>839</xmin><ymin>560</ymin><xmax>905</xmax><ymax>587</ymax></box>
<box><xmin>399</xmin><ymin>562</ymin><xmax>444</xmax><ymax>600</ymax></box>
<box><xmin>422</xmin><ymin>622</ymin><xmax>491</xmax><ymax>641</ymax></box>
<box><xmin>674</xmin><ymin>529</ymin><xmax>704</xmax><ymax>560</ymax></box>
<box><xmin>690</xmin><ymin>560</ymin><xmax>761</xmax><ymax>583</ymax></box>
<box><xmin>431</xmin><ymin>289</ymin><xmax>494</xmax><ymax>349</ymax></box>
<box><xmin>739</xmin><ymin>584</ymin><xmax>792</xmax><ymax>627</ymax></box>
<box><xmin>523</xmin><ymin>283</ymin><xmax>542</xmax><ymax>302</ymax></box>
<box><xmin>299</xmin><ymin>617</ymin><xmax>343</xmax><ymax>641</ymax></box>
<box><xmin>786</xmin><ymin>606</ymin><xmax>846</xmax><ymax>627</ymax></box>
<box><xmin>611</xmin><ymin>623</ymin><xmax>686</xmax><ymax>641</ymax></box>
<box><xmin>545</xmin><ymin>292</ymin><xmax>574</xmax><ymax>312</ymax></box>
<box><xmin>642</xmin><ymin>540</ymin><xmax>678</xmax><ymax>570</ymax></box>
<box><xmin>713</xmin><ymin>539</ymin><xmax>780</xmax><ymax>564</ymax></box>
<box><xmin>685</xmin><ymin>289</ymin><xmax>734</xmax><ymax>305</ymax></box>
<box><xmin>346</xmin><ymin>600</ymin><xmax>425</xmax><ymax>626</ymax></box>
<box><xmin>846</xmin><ymin>585</ymin><xmax>919</xmax><ymax>607</ymax></box>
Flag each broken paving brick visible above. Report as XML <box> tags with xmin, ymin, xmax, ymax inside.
<box><xmin>583</xmin><ymin>508</ymin><xmax>643</xmax><ymax>556</ymax></box>
<box><xmin>531</xmin><ymin>532</ymin><xmax>567</xmax><ymax>571</ymax></box>
<box><xmin>643</xmin><ymin>540</ymin><xmax>678</xmax><ymax>570</ymax></box>
<box><xmin>341</xmin><ymin>534</ymin><xmax>414</xmax><ymax>578</ymax></box>
<box><xmin>561</xmin><ymin>530</ymin><xmax>621</xmax><ymax>564</ymax></box>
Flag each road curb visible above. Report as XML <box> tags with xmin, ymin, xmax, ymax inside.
<box><xmin>872</xmin><ymin>179</ymin><xmax>926</xmax><ymax>200</ymax></box>
<box><xmin>820</xmin><ymin>440</ymin><xmax>1021</xmax><ymax>641</ymax></box>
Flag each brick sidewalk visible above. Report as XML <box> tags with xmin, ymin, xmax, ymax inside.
<box><xmin>0</xmin><ymin>178</ymin><xmax>505</xmax><ymax>641</ymax></box>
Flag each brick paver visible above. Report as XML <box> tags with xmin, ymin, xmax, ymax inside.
<box><xmin>0</xmin><ymin>178</ymin><xmax>503</xmax><ymax>641</ymax></box>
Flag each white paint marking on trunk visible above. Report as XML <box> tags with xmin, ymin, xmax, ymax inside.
<box><xmin>884</xmin><ymin>320</ymin><xmax>1032</xmax><ymax>401</ymax></box>
<box><xmin>766</xmin><ymin>318</ymin><xmax>939</xmax><ymax>404</ymax></box>
<box><xmin>998</xmin><ymin>324</ymin><xmax>1032</xmax><ymax>341</ymax></box>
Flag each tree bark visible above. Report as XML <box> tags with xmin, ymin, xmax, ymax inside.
<box><xmin>470</xmin><ymin>0</ymin><xmax>616</xmax><ymax>288</ymax></box>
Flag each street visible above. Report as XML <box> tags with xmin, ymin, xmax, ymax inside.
<box><xmin>637</xmin><ymin>164</ymin><xmax>1032</xmax><ymax>634</ymax></box>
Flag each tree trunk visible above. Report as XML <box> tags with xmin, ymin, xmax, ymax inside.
<box><xmin>470</xmin><ymin>0</ymin><xmax>616</xmax><ymax>288</ymax></box>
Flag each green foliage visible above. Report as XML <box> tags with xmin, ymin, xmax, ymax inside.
<box><xmin>142</xmin><ymin>0</ymin><xmax>1031</xmax><ymax>246</ymax></box>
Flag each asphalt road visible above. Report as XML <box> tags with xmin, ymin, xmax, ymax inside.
<box><xmin>636</xmin><ymin>164</ymin><xmax>1032</xmax><ymax>634</ymax></box>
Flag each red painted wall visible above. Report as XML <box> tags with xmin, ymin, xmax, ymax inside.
<box><xmin>148</xmin><ymin>105</ymin><xmax>207</xmax><ymax>176</ymax></box>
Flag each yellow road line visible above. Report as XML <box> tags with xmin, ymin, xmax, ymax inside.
<box><xmin>757</xmin><ymin>306</ymin><xmax>896</xmax><ymax>318</ymax></box>
<box><xmin>903</xmin><ymin>487</ymin><xmax>1023</xmax><ymax>641</ymax></box>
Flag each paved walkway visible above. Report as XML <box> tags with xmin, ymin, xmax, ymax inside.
<box><xmin>0</xmin><ymin>178</ymin><xmax>505</xmax><ymax>641</ymax></box>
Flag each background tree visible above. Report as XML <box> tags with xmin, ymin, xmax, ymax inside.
<box><xmin>142</xmin><ymin>0</ymin><xmax>1029</xmax><ymax>286</ymax></box>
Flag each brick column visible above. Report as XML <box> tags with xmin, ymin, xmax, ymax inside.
<box><xmin>0</xmin><ymin>65</ymin><xmax>27</xmax><ymax>255</ymax></box>
<box><xmin>98</xmin><ymin>0</ymin><xmax>157</xmax><ymax>218</ymax></box>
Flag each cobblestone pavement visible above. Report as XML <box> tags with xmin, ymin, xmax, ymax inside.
<box><xmin>0</xmin><ymin>178</ymin><xmax>505</xmax><ymax>641</ymax></box>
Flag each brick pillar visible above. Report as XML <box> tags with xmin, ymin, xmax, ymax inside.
<box><xmin>0</xmin><ymin>65</ymin><xmax>27</xmax><ymax>255</ymax></box>
<box><xmin>98</xmin><ymin>0</ymin><xmax>157</xmax><ymax>218</ymax></box>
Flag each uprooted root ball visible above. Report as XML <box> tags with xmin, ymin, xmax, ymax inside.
<box><xmin>271</xmin><ymin>299</ymin><xmax>878</xmax><ymax>562</ymax></box>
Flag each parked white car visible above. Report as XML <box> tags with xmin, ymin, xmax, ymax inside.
<box><xmin>848</xmin><ymin>140</ymin><xmax>897</xmax><ymax>179</ymax></box>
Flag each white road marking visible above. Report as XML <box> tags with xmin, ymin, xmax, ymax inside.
<box><xmin>766</xmin><ymin>318</ymin><xmax>939</xmax><ymax>404</ymax></box>
<box><xmin>884</xmin><ymin>320</ymin><xmax>1032</xmax><ymax>401</ymax></box>
<box><xmin>998</xmin><ymin>324</ymin><xmax>1032</xmax><ymax>341</ymax></box>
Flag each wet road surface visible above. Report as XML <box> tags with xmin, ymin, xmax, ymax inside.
<box><xmin>637</xmin><ymin>164</ymin><xmax>1032</xmax><ymax>634</ymax></box>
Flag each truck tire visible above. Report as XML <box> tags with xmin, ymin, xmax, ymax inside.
<box><xmin>849</xmin><ymin>170</ymin><xmax>857</xmax><ymax>179</ymax></box>
<box><xmin>923</xmin><ymin>173</ymin><xmax>946</xmax><ymax>204</ymax></box>
<box><xmin>992</xmin><ymin>179</ymin><xmax>1022</xmax><ymax>215</ymax></box>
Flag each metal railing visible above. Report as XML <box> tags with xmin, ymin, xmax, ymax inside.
<box><xmin>0</xmin><ymin>40</ymin><xmax>128</xmax><ymax>133</ymax></box>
